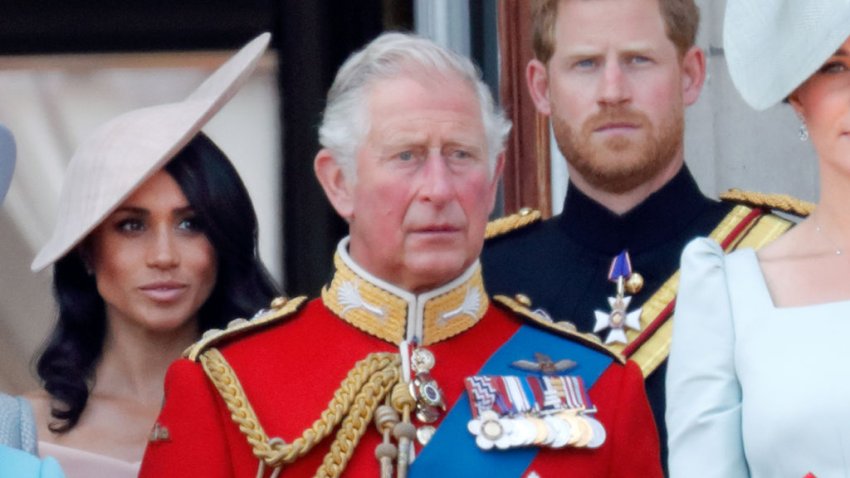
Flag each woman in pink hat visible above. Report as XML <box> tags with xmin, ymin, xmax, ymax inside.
<box><xmin>5</xmin><ymin>33</ymin><xmax>279</xmax><ymax>478</ymax></box>
<box><xmin>666</xmin><ymin>1</ymin><xmax>850</xmax><ymax>477</ymax></box>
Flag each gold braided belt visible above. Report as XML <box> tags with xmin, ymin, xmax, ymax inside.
<box><xmin>200</xmin><ymin>348</ymin><xmax>418</xmax><ymax>478</ymax></box>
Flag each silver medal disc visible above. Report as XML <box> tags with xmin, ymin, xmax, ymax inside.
<box><xmin>544</xmin><ymin>415</ymin><xmax>572</xmax><ymax>448</ymax></box>
<box><xmin>511</xmin><ymin>417</ymin><xmax>536</xmax><ymax>447</ymax></box>
<box><xmin>585</xmin><ymin>415</ymin><xmax>607</xmax><ymax>449</ymax></box>
<box><xmin>417</xmin><ymin>425</ymin><xmax>436</xmax><ymax>445</ymax></box>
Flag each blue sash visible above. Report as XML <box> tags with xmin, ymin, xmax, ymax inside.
<box><xmin>410</xmin><ymin>325</ymin><xmax>613</xmax><ymax>477</ymax></box>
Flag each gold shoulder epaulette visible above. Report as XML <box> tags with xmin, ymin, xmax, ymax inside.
<box><xmin>185</xmin><ymin>296</ymin><xmax>309</xmax><ymax>361</ymax></box>
<box><xmin>720</xmin><ymin>188</ymin><xmax>814</xmax><ymax>218</ymax></box>
<box><xmin>485</xmin><ymin>207</ymin><xmax>542</xmax><ymax>239</ymax></box>
<box><xmin>612</xmin><ymin>202</ymin><xmax>794</xmax><ymax>378</ymax></box>
<box><xmin>493</xmin><ymin>294</ymin><xmax>625</xmax><ymax>364</ymax></box>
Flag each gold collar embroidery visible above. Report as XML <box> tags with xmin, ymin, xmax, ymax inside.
<box><xmin>322</xmin><ymin>238</ymin><xmax>489</xmax><ymax>346</ymax></box>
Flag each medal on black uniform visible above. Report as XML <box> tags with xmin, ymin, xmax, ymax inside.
<box><xmin>593</xmin><ymin>250</ymin><xmax>642</xmax><ymax>345</ymax></box>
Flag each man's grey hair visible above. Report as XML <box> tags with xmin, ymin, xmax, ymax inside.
<box><xmin>318</xmin><ymin>32</ymin><xmax>512</xmax><ymax>179</ymax></box>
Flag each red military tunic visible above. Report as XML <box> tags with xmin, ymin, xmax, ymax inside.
<box><xmin>140</xmin><ymin>248</ymin><xmax>661</xmax><ymax>477</ymax></box>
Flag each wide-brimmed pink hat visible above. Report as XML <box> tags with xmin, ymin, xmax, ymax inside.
<box><xmin>0</xmin><ymin>124</ymin><xmax>14</xmax><ymax>204</ymax></box>
<box><xmin>31</xmin><ymin>32</ymin><xmax>270</xmax><ymax>272</ymax></box>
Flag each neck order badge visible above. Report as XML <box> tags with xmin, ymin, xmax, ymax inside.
<box><xmin>593</xmin><ymin>251</ymin><xmax>643</xmax><ymax>345</ymax></box>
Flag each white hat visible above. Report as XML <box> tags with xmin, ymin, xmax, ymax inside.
<box><xmin>31</xmin><ymin>32</ymin><xmax>271</xmax><ymax>272</ymax></box>
<box><xmin>0</xmin><ymin>124</ymin><xmax>14</xmax><ymax>204</ymax></box>
<box><xmin>724</xmin><ymin>1</ymin><xmax>850</xmax><ymax>110</ymax></box>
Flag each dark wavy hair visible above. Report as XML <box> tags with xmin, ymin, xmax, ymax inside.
<box><xmin>36</xmin><ymin>132</ymin><xmax>280</xmax><ymax>433</ymax></box>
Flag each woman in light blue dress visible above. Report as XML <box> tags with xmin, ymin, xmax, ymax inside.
<box><xmin>0</xmin><ymin>127</ymin><xmax>65</xmax><ymax>478</ymax></box>
<box><xmin>667</xmin><ymin>1</ymin><xmax>850</xmax><ymax>477</ymax></box>
<box><xmin>0</xmin><ymin>447</ymin><xmax>64</xmax><ymax>478</ymax></box>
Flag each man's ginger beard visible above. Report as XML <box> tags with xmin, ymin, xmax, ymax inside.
<box><xmin>552</xmin><ymin>105</ymin><xmax>684</xmax><ymax>194</ymax></box>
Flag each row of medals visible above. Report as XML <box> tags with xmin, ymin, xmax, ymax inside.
<box><xmin>470</xmin><ymin>408</ymin><xmax>606</xmax><ymax>450</ymax></box>
<box><xmin>405</xmin><ymin>349</ymin><xmax>606</xmax><ymax>450</ymax></box>
<box><xmin>465</xmin><ymin>373</ymin><xmax>607</xmax><ymax>451</ymax></box>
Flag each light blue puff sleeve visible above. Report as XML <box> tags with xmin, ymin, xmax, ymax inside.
<box><xmin>0</xmin><ymin>446</ymin><xmax>65</xmax><ymax>478</ymax></box>
<box><xmin>0</xmin><ymin>393</ymin><xmax>37</xmax><ymax>454</ymax></box>
<box><xmin>666</xmin><ymin>238</ymin><xmax>748</xmax><ymax>477</ymax></box>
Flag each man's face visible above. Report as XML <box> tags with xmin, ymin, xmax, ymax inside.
<box><xmin>338</xmin><ymin>74</ymin><xmax>500</xmax><ymax>293</ymax></box>
<box><xmin>529</xmin><ymin>0</ymin><xmax>702</xmax><ymax>194</ymax></box>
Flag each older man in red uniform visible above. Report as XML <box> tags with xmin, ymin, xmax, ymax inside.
<box><xmin>139</xmin><ymin>32</ymin><xmax>662</xmax><ymax>478</ymax></box>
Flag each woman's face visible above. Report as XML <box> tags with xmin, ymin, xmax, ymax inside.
<box><xmin>87</xmin><ymin>170</ymin><xmax>217</xmax><ymax>334</ymax></box>
<box><xmin>791</xmin><ymin>37</ymin><xmax>850</xmax><ymax>167</ymax></box>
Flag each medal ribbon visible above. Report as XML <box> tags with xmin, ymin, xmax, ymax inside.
<box><xmin>469</xmin><ymin>375</ymin><xmax>593</xmax><ymax>416</ymax></box>
<box><xmin>526</xmin><ymin>377</ymin><xmax>548</xmax><ymax>411</ymax></box>
<box><xmin>608</xmin><ymin>250</ymin><xmax>633</xmax><ymax>282</ymax></box>
<box><xmin>503</xmin><ymin>376</ymin><xmax>531</xmax><ymax>414</ymax></box>
<box><xmin>465</xmin><ymin>376</ymin><xmax>498</xmax><ymax>416</ymax></box>
<box><xmin>409</xmin><ymin>324</ymin><xmax>613</xmax><ymax>477</ymax></box>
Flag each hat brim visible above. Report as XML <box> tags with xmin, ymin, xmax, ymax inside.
<box><xmin>31</xmin><ymin>33</ymin><xmax>270</xmax><ymax>272</ymax></box>
<box><xmin>725</xmin><ymin>2</ymin><xmax>850</xmax><ymax>110</ymax></box>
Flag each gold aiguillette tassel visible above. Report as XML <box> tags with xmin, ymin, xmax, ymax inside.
<box><xmin>391</xmin><ymin>381</ymin><xmax>417</xmax><ymax>478</ymax></box>
<box><xmin>374</xmin><ymin>402</ymin><xmax>400</xmax><ymax>478</ymax></box>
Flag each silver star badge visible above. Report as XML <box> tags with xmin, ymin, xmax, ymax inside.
<box><xmin>593</xmin><ymin>295</ymin><xmax>641</xmax><ymax>345</ymax></box>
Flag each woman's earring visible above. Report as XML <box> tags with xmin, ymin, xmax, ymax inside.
<box><xmin>799</xmin><ymin>121</ymin><xmax>809</xmax><ymax>142</ymax></box>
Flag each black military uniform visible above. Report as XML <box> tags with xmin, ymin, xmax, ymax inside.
<box><xmin>481</xmin><ymin>166</ymin><xmax>732</xmax><ymax>471</ymax></box>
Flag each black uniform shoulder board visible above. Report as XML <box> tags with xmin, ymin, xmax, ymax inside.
<box><xmin>493</xmin><ymin>294</ymin><xmax>625</xmax><ymax>364</ymax></box>
<box><xmin>485</xmin><ymin>208</ymin><xmax>543</xmax><ymax>240</ymax></box>
<box><xmin>184</xmin><ymin>296</ymin><xmax>309</xmax><ymax>362</ymax></box>
<box><xmin>720</xmin><ymin>189</ymin><xmax>814</xmax><ymax>218</ymax></box>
